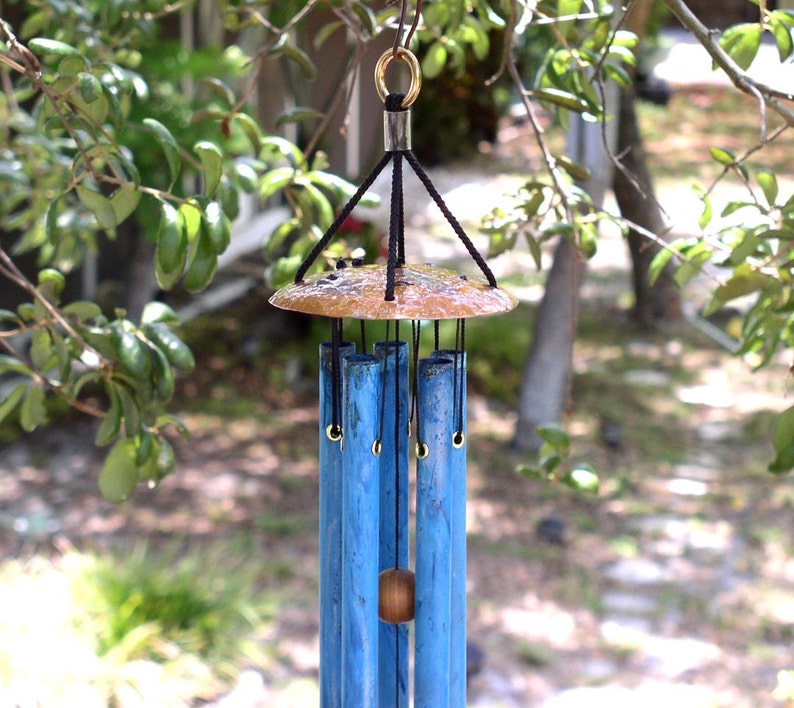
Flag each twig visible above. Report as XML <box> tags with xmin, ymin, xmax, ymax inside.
<box><xmin>661</xmin><ymin>0</ymin><xmax>794</xmax><ymax>126</ymax></box>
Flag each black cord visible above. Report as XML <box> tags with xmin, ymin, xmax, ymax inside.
<box><xmin>403</xmin><ymin>149</ymin><xmax>498</xmax><ymax>288</ymax></box>
<box><xmin>456</xmin><ymin>318</ymin><xmax>466</xmax><ymax>437</ymax></box>
<box><xmin>393</xmin><ymin>319</ymin><xmax>401</xmax><ymax>565</ymax></box>
<box><xmin>294</xmin><ymin>151</ymin><xmax>393</xmax><ymax>283</ymax></box>
<box><xmin>385</xmin><ymin>152</ymin><xmax>404</xmax><ymax>301</ymax></box>
<box><xmin>330</xmin><ymin>318</ymin><xmax>343</xmax><ymax>438</ymax></box>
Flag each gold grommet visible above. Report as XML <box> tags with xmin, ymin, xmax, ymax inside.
<box><xmin>372</xmin><ymin>439</ymin><xmax>382</xmax><ymax>457</ymax></box>
<box><xmin>326</xmin><ymin>424</ymin><xmax>343</xmax><ymax>442</ymax></box>
<box><xmin>375</xmin><ymin>47</ymin><xmax>422</xmax><ymax>107</ymax></box>
<box><xmin>415</xmin><ymin>441</ymin><xmax>429</xmax><ymax>459</ymax></box>
<box><xmin>452</xmin><ymin>431</ymin><xmax>465</xmax><ymax>449</ymax></box>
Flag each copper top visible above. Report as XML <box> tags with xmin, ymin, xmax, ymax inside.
<box><xmin>269</xmin><ymin>263</ymin><xmax>518</xmax><ymax>320</ymax></box>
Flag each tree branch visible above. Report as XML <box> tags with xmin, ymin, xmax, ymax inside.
<box><xmin>661</xmin><ymin>0</ymin><xmax>794</xmax><ymax>126</ymax></box>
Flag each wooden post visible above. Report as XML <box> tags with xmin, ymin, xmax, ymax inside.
<box><xmin>414</xmin><ymin>356</ymin><xmax>455</xmax><ymax>707</ymax></box>
<box><xmin>375</xmin><ymin>341</ymin><xmax>410</xmax><ymax>707</ymax></box>
<box><xmin>342</xmin><ymin>354</ymin><xmax>382</xmax><ymax>707</ymax></box>
<box><xmin>319</xmin><ymin>341</ymin><xmax>355</xmax><ymax>707</ymax></box>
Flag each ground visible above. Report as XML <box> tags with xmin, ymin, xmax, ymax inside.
<box><xmin>2</xmin><ymin>77</ymin><xmax>794</xmax><ymax>707</ymax></box>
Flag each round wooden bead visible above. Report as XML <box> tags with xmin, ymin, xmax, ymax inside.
<box><xmin>378</xmin><ymin>568</ymin><xmax>416</xmax><ymax>624</ymax></box>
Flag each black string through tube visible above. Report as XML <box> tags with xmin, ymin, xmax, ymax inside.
<box><xmin>412</xmin><ymin>320</ymin><xmax>428</xmax><ymax>459</ymax></box>
<box><xmin>393</xmin><ymin>319</ymin><xmax>401</xmax><ymax>564</ymax></box>
<box><xmin>294</xmin><ymin>151</ymin><xmax>393</xmax><ymax>284</ymax></box>
<box><xmin>385</xmin><ymin>149</ymin><xmax>404</xmax><ymax>301</ymax></box>
<box><xmin>328</xmin><ymin>318</ymin><xmax>343</xmax><ymax>441</ymax></box>
<box><xmin>403</xmin><ymin>149</ymin><xmax>498</xmax><ymax>288</ymax></box>
<box><xmin>409</xmin><ymin>319</ymin><xmax>421</xmax><ymax>432</ymax></box>
<box><xmin>360</xmin><ymin>320</ymin><xmax>367</xmax><ymax>358</ymax></box>
<box><xmin>433</xmin><ymin>320</ymin><xmax>440</xmax><ymax>352</ymax></box>
<box><xmin>453</xmin><ymin>318</ymin><xmax>466</xmax><ymax>448</ymax></box>
<box><xmin>376</xmin><ymin>320</ymin><xmax>392</xmax><ymax>453</ymax></box>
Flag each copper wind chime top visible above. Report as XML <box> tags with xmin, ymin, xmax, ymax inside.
<box><xmin>269</xmin><ymin>37</ymin><xmax>517</xmax><ymax>321</ymax></box>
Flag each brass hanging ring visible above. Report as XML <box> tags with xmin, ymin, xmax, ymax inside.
<box><xmin>452</xmin><ymin>431</ymin><xmax>465</xmax><ymax>449</ymax></box>
<box><xmin>326</xmin><ymin>424</ymin><xmax>343</xmax><ymax>442</ymax></box>
<box><xmin>375</xmin><ymin>47</ymin><xmax>422</xmax><ymax>107</ymax></box>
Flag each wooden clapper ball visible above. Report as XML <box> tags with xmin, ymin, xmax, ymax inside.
<box><xmin>270</xmin><ymin>47</ymin><xmax>517</xmax><ymax>708</ymax></box>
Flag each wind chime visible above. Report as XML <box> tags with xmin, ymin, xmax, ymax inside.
<box><xmin>269</xmin><ymin>3</ymin><xmax>517</xmax><ymax>705</ymax></box>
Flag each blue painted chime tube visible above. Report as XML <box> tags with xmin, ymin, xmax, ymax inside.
<box><xmin>341</xmin><ymin>354</ymin><xmax>382</xmax><ymax>707</ymax></box>
<box><xmin>435</xmin><ymin>350</ymin><xmax>468</xmax><ymax>706</ymax></box>
<box><xmin>414</xmin><ymin>356</ymin><xmax>455</xmax><ymax>707</ymax></box>
<box><xmin>319</xmin><ymin>341</ymin><xmax>355</xmax><ymax>708</ymax></box>
<box><xmin>374</xmin><ymin>341</ymin><xmax>410</xmax><ymax>707</ymax></box>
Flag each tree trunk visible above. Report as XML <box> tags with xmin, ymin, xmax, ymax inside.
<box><xmin>613</xmin><ymin>88</ymin><xmax>681</xmax><ymax>327</ymax></box>
<box><xmin>513</xmin><ymin>237</ymin><xmax>586</xmax><ymax>452</ymax></box>
<box><xmin>512</xmin><ymin>90</ymin><xmax>618</xmax><ymax>452</ymax></box>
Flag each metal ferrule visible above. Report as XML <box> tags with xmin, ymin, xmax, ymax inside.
<box><xmin>384</xmin><ymin>109</ymin><xmax>411</xmax><ymax>152</ymax></box>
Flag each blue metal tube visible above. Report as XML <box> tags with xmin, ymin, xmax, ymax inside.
<box><xmin>414</xmin><ymin>356</ymin><xmax>455</xmax><ymax>707</ymax></box>
<box><xmin>319</xmin><ymin>341</ymin><xmax>355</xmax><ymax>708</ymax></box>
<box><xmin>374</xmin><ymin>341</ymin><xmax>410</xmax><ymax>707</ymax></box>
<box><xmin>342</xmin><ymin>354</ymin><xmax>382</xmax><ymax>707</ymax></box>
<box><xmin>435</xmin><ymin>350</ymin><xmax>467</xmax><ymax>706</ymax></box>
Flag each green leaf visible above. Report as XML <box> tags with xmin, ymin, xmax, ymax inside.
<box><xmin>756</xmin><ymin>168</ymin><xmax>779</xmax><ymax>206</ymax></box>
<box><xmin>76</xmin><ymin>185</ymin><xmax>116</xmax><ymax>230</ymax></box>
<box><xmin>109</xmin><ymin>184</ymin><xmax>140</xmax><ymax>225</ymax></box>
<box><xmin>112</xmin><ymin>326</ymin><xmax>150</xmax><ymax>378</ymax></box>
<box><xmin>155</xmin><ymin>201</ymin><xmax>187</xmax><ymax>277</ymax></box>
<box><xmin>28</xmin><ymin>37</ymin><xmax>84</xmax><ymax>59</ymax></box>
<box><xmin>38</xmin><ymin>268</ymin><xmax>66</xmax><ymax>300</ymax></box>
<box><xmin>698</xmin><ymin>192</ymin><xmax>713</xmax><ymax>229</ymax></box>
<box><xmin>63</xmin><ymin>301</ymin><xmax>102</xmax><ymax>321</ymax></box>
<box><xmin>144</xmin><ymin>322</ymin><xmax>195</xmax><ymax>372</ymax></box>
<box><xmin>773</xmin><ymin>405</ymin><xmax>794</xmax><ymax>454</ymax></box>
<box><xmin>156</xmin><ymin>437</ymin><xmax>176</xmax><ymax>479</ymax></box>
<box><xmin>143</xmin><ymin>118</ymin><xmax>181</xmax><ymax>187</ymax></box>
<box><xmin>78</xmin><ymin>72</ymin><xmax>103</xmax><ymax>104</ymax></box>
<box><xmin>275</xmin><ymin>107</ymin><xmax>324</xmax><ymax>128</ymax></box>
<box><xmin>719</xmin><ymin>23</ymin><xmax>762</xmax><ymax>70</ymax></box>
<box><xmin>258</xmin><ymin>166</ymin><xmax>295</xmax><ymax>202</ymax></box>
<box><xmin>141</xmin><ymin>302</ymin><xmax>179</xmax><ymax>325</ymax></box>
<box><xmin>194</xmin><ymin>141</ymin><xmax>224</xmax><ymax>197</ymax></box>
<box><xmin>232</xmin><ymin>113</ymin><xmax>263</xmax><ymax>153</ymax></box>
<box><xmin>537</xmin><ymin>424</ymin><xmax>571</xmax><ymax>452</ymax></box>
<box><xmin>709</xmin><ymin>146</ymin><xmax>736</xmax><ymax>166</ymax></box>
<box><xmin>516</xmin><ymin>464</ymin><xmax>547</xmax><ymax>481</ymax></box>
<box><xmin>179</xmin><ymin>201</ymin><xmax>203</xmax><ymax>242</ymax></box>
<box><xmin>0</xmin><ymin>355</ymin><xmax>33</xmax><ymax>377</ymax></box>
<box><xmin>200</xmin><ymin>76</ymin><xmax>235</xmax><ymax>108</ymax></box>
<box><xmin>769</xmin><ymin>14</ymin><xmax>794</xmax><ymax>61</ymax></box>
<box><xmin>562</xmin><ymin>465</ymin><xmax>600</xmax><ymax>494</ymax></box>
<box><xmin>488</xmin><ymin>229</ymin><xmax>517</xmax><ymax>258</ymax></box>
<box><xmin>116</xmin><ymin>383</ymin><xmax>141</xmax><ymax>438</ymax></box>
<box><xmin>30</xmin><ymin>329</ymin><xmax>54</xmax><ymax>371</ymax></box>
<box><xmin>0</xmin><ymin>383</ymin><xmax>28</xmax><ymax>424</ymax></box>
<box><xmin>313</xmin><ymin>20</ymin><xmax>344</xmax><ymax>50</ymax></box>
<box><xmin>270</xmin><ymin>42</ymin><xmax>317</xmax><ymax>80</ymax></box>
<box><xmin>19</xmin><ymin>385</ymin><xmax>47</xmax><ymax>432</ymax></box>
<box><xmin>98</xmin><ymin>438</ymin><xmax>139</xmax><ymax>502</ymax></box>
<box><xmin>422</xmin><ymin>41</ymin><xmax>448</xmax><ymax>79</ymax></box>
<box><xmin>95</xmin><ymin>384</ymin><xmax>122</xmax><ymax>446</ymax></box>
<box><xmin>202</xmin><ymin>201</ymin><xmax>232</xmax><ymax>254</ymax></box>
<box><xmin>769</xmin><ymin>443</ymin><xmax>794</xmax><ymax>475</ymax></box>
<box><xmin>649</xmin><ymin>248</ymin><xmax>674</xmax><ymax>286</ymax></box>
<box><xmin>714</xmin><ymin>267</ymin><xmax>770</xmax><ymax>303</ymax></box>
<box><xmin>134</xmin><ymin>427</ymin><xmax>154</xmax><ymax>467</ymax></box>
<box><xmin>183</xmin><ymin>228</ymin><xmax>218</xmax><ymax>293</ymax></box>
<box><xmin>150</xmin><ymin>346</ymin><xmax>175</xmax><ymax>401</ymax></box>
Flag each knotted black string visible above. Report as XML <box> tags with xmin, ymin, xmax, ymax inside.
<box><xmin>292</xmin><ymin>92</ymin><xmax>500</xmax><ymax>293</ymax></box>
